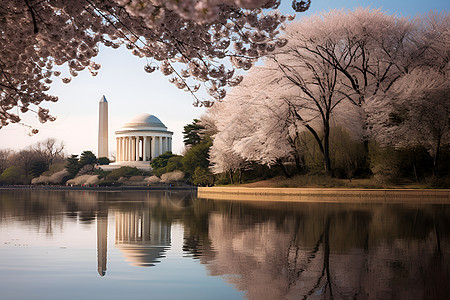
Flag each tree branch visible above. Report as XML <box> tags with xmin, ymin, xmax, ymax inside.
<box><xmin>24</xmin><ymin>0</ymin><xmax>39</xmax><ymax>33</ymax></box>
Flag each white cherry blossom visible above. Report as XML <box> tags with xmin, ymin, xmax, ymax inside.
<box><xmin>0</xmin><ymin>0</ymin><xmax>309</xmax><ymax>129</ymax></box>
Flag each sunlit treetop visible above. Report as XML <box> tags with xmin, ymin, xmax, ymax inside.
<box><xmin>0</xmin><ymin>0</ymin><xmax>311</xmax><ymax>131</ymax></box>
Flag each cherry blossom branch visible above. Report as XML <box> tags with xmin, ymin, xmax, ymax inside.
<box><xmin>24</xmin><ymin>0</ymin><xmax>38</xmax><ymax>33</ymax></box>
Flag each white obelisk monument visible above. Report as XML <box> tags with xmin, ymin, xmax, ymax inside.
<box><xmin>98</xmin><ymin>95</ymin><xmax>108</xmax><ymax>158</ymax></box>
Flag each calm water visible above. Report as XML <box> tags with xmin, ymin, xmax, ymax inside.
<box><xmin>0</xmin><ymin>189</ymin><xmax>449</xmax><ymax>300</ymax></box>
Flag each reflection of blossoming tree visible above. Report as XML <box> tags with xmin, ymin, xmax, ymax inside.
<box><xmin>185</xmin><ymin>202</ymin><xmax>450</xmax><ymax>299</ymax></box>
<box><xmin>0</xmin><ymin>0</ymin><xmax>310</xmax><ymax>129</ymax></box>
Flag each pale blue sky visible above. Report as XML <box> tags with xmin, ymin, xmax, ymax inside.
<box><xmin>0</xmin><ymin>1</ymin><xmax>447</xmax><ymax>157</ymax></box>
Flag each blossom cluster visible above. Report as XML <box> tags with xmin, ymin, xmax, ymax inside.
<box><xmin>0</xmin><ymin>0</ymin><xmax>307</xmax><ymax>130</ymax></box>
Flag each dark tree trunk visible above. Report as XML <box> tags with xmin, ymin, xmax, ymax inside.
<box><xmin>412</xmin><ymin>150</ymin><xmax>420</xmax><ymax>183</ymax></box>
<box><xmin>277</xmin><ymin>159</ymin><xmax>291</xmax><ymax>178</ymax></box>
<box><xmin>433</xmin><ymin>136</ymin><xmax>441</xmax><ymax>177</ymax></box>
<box><xmin>323</xmin><ymin>122</ymin><xmax>332</xmax><ymax>176</ymax></box>
<box><xmin>323</xmin><ymin>215</ymin><xmax>333</xmax><ymax>298</ymax></box>
<box><xmin>293</xmin><ymin>151</ymin><xmax>304</xmax><ymax>174</ymax></box>
<box><xmin>303</xmin><ymin>124</ymin><xmax>330</xmax><ymax>175</ymax></box>
<box><xmin>228</xmin><ymin>170</ymin><xmax>234</xmax><ymax>184</ymax></box>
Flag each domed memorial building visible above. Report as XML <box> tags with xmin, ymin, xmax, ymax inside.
<box><xmin>112</xmin><ymin>113</ymin><xmax>173</xmax><ymax>169</ymax></box>
<box><xmin>97</xmin><ymin>96</ymin><xmax>173</xmax><ymax>170</ymax></box>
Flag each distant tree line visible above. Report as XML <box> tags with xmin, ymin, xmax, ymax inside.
<box><xmin>0</xmin><ymin>138</ymin><xmax>65</xmax><ymax>185</ymax></box>
<box><xmin>0</xmin><ymin>121</ymin><xmax>214</xmax><ymax>186</ymax></box>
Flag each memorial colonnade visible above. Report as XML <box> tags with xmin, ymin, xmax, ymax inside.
<box><xmin>116</xmin><ymin>133</ymin><xmax>172</xmax><ymax>162</ymax></box>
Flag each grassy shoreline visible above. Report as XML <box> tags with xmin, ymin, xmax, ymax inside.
<box><xmin>0</xmin><ymin>185</ymin><xmax>197</xmax><ymax>192</ymax></box>
<box><xmin>198</xmin><ymin>186</ymin><xmax>450</xmax><ymax>203</ymax></box>
<box><xmin>229</xmin><ymin>176</ymin><xmax>450</xmax><ymax>189</ymax></box>
<box><xmin>198</xmin><ymin>176</ymin><xmax>450</xmax><ymax>203</ymax></box>
<box><xmin>1</xmin><ymin>184</ymin><xmax>449</xmax><ymax>203</ymax></box>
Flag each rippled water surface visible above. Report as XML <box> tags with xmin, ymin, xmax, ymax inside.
<box><xmin>0</xmin><ymin>189</ymin><xmax>449</xmax><ymax>299</ymax></box>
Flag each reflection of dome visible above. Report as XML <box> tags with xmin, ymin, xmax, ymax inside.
<box><xmin>115</xmin><ymin>210</ymin><xmax>171</xmax><ymax>267</ymax></box>
<box><xmin>120</xmin><ymin>113</ymin><xmax>167</xmax><ymax>131</ymax></box>
<box><xmin>116</xmin><ymin>245</ymin><xmax>169</xmax><ymax>267</ymax></box>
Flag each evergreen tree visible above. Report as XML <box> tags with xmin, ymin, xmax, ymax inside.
<box><xmin>183</xmin><ymin>119</ymin><xmax>205</xmax><ymax>146</ymax></box>
<box><xmin>65</xmin><ymin>155</ymin><xmax>80</xmax><ymax>178</ymax></box>
<box><xmin>30</xmin><ymin>160</ymin><xmax>49</xmax><ymax>178</ymax></box>
<box><xmin>182</xmin><ymin>140</ymin><xmax>212</xmax><ymax>177</ymax></box>
<box><xmin>151</xmin><ymin>152</ymin><xmax>177</xmax><ymax>170</ymax></box>
<box><xmin>79</xmin><ymin>151</ymin><xmax>97</xmax><ymax>167</ymax></box>
<box><xmin>98</xmin><ymin>157</ymin><xmax>110</xmax><ymax>165</ymax></box>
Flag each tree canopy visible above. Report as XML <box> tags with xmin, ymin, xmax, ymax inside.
<box><xmin>367</xmin><ymin>68</ymin><xmax>450</xmax><ymax>176</ymax></box>
<box><xmin>182</xmin><ymin>139</ymin><xmax>212</xmax><ymax>177</ymax></box>
<box><xmin>151</xmin><ymin>151</ymin><xmax>177</xmax><ymax>169</ymax></box>
<box><xmin>0</xmin><ymin>0</ymin><xmax>310</xmax><ymax>130</ymax></box>
<box><xmin>183</xmin><ymin>119</ymin><xmax>205</xmax><ymax>146</ymax></box>
<box><xmin>0</xmin><ymin>166</ymin><xmax>24</xmax><ymax>184</ymax></box>
<box><xmin>207</xmin><ymin>8</ymin><xmax>449</xmax><ymax>177</ymax></box>
<box><xmin>79</xmin><ymin>150</ymin><xmax>97</xmax><ymax>166</ymax></box>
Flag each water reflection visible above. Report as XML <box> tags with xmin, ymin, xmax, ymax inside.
<box><xmin>0</xmin><ymin>189</ymin><xmax>449</xmax><ymax>299</ymax></box>
<box><xmin>96</xmin><ymin>205</ymin><xmax>173</xmax><ymax>276</ymax></box>
<box><xmin>97</xmin><ymin>205</ymin><xmax>107</xmax><ymax>276</ymax></box>
<box><xmin>193</xmin><ymin>201</ymin><xmax>450</xmax><ymax>299</ymax></box>
<box><xmin>115</xmin><ymin>208</ymin><xmax>171</xmax><ymax>267</ymax></box>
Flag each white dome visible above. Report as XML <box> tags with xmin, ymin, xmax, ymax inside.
<box><xmin>119</xmin><ymin>113</ymin><xmax>167</xmax><ymax>131</ymax></box>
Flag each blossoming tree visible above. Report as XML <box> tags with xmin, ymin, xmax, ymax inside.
<box><xmin>0</xmin><ymin>0</ymin><xmax>311</xmax><ymax>129</ymax></box>
<box><xmin>367</xmin><ymin>68</ymin><xmax>449</xmax><ymax>176</ymax></box>
<box><xmin>208</xmin><ymin>8</ymin><xmax>449</xmax><ymax>176</ymax></box>
<box><xmin>208</xmin><ymin>70</ymin><xmax>314</xmax><ymax>177</ymax></box>
<box><xmin>206</xmin><ymin>98</ymin><xmax>255</xmax><ymax>181</ymax></box>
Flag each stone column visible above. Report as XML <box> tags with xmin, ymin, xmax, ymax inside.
<box><xmin>140</xmin><ymin>137</ymin><xmax>143</xmax><ymax>161</ymax></box>
<box><xmin>143</xmin><ymin>136</ymin><xmax>149</xmax><ymax>161</ymax></box>
<box><xmin>134</xmin><ymin>136</ymin><xmax>138</xmax><ymax>161</ymax></box>
<box><xmin>129</xmin><ymin>137</ymin><xmax>133</xmax><ymax>161</ymax></box>
<box><xmin>135</xmin><ymin>137</ymin><xmax>137</xmax><ymax>161</ymax></box>
<box><xmin>137</xmin><ymin>137</ymin><xmax>141</xmax><ymax>161</ymax></box>
<box><xmin>123</xmin><ymin>137</ymin><xmax>127</xmax><ymax>161</ymax></box>
<box><xmin>126</xmin><ymin>137</ymin><xmax>130</xmax><ymax>161</ymax></box>
<box><xmin>120</xmin><ymin>137</ymin><xmax>124</xmax><ymax>162</ymax></box>
<box><xmin>116</xmin><ymin>138</ymin><xmax>119</xmax><ymax>162</ymax></box>
<box><xmin>163</xmin><ymin>137</ymin><xmax>166</xmax><ymax>154</ymax></box>
<box><xmin>121</xmin><ymin>138</ymin><xmax>124</xmax><ymax>161</ymax></box>
<box><xmin>159</xmin><ymin>136</ymin><xmax>162</xmax><ymax>156</ymax></box>
<box><xmin>136</xmin><ymin>137</ymin><xmax>139</xmax><ymax>161</ymax></box>
<box><xmin>132</xmin><ymin>136</ymin><xmax>136</xmax><ymax>161</ymax></box>
<box><xmin>164</xmin><ymin>137</ymin><xmax>168</xmax><ymax>153</ymax></box>
<box><xmin>117</xmin><ymin>138</ymin><xmax>121</xmax><ymax>162</ymax></box>
<box><xmin>166</xmin><ymin>137</ymin><xmax>170</xmax><ymax>153</ymax></box>
<box><xmin>123</xmin><ymin>137</ymin><xmax>126</xmax><ymax>161</ymax></box>
<box><xmin>129</xmin><ymin>137</ymin><xmax>132</xmax><ymax>161</ymax></box>
<box><xmin>124</xmin><ymin>137</ymin><xmax>128</xmax><ymax>161</ymax></box>
<box><xmin>151</xmin><ymin>136</ymin><xmax>155</xmax><ymax>159</ymax></box>
<box><xmin>137</xmin><ymin>137</ymin><xmax>140</xmax><ymax>161</ymax></box>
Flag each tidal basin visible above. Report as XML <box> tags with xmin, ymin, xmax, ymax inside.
<box><xmin>0</xmin><ymin>189</ymin><xmax>449</xmax><ymax>299</ymax></box>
